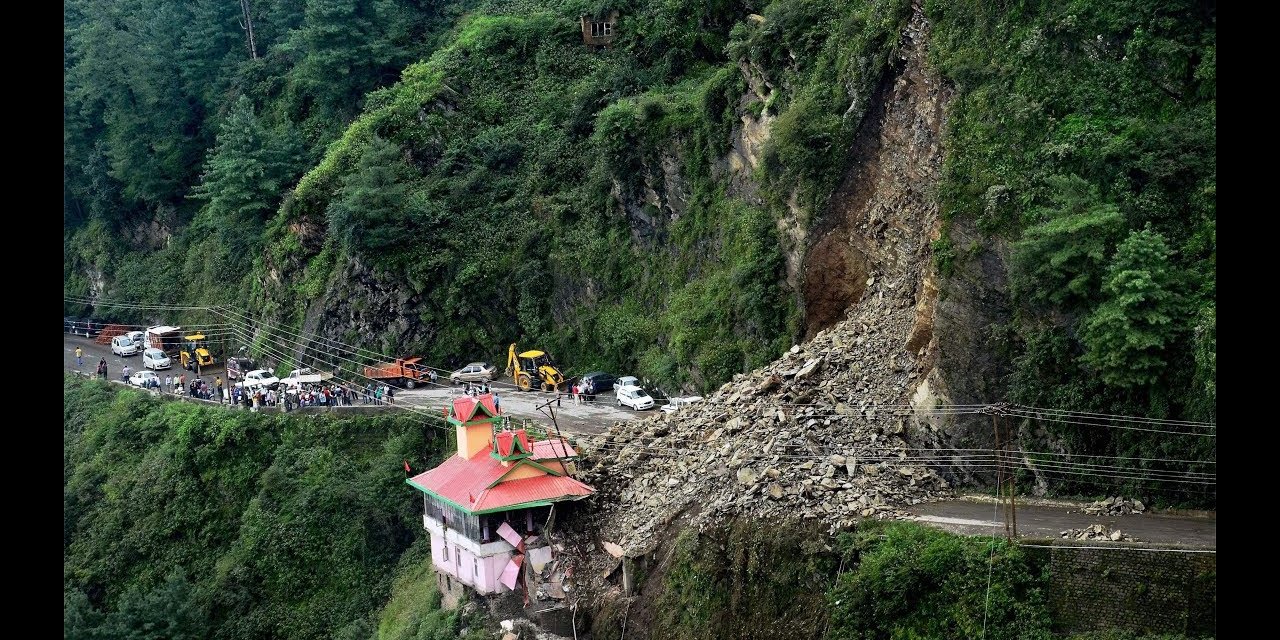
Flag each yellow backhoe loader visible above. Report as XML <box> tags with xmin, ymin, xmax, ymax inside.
<box><xmin>505</xmin><ymin>344</ymin><xmax>566</xmax><ymax>393</ymax></box>
<box><xmin>180</xmin><ymin>333</ymin><xmax>215</xmax><ymax>371</ymax></box>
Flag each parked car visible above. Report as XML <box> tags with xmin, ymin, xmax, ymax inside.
<box><xmin>615</xmin><ymin>375</ymin><xmax>640</xmax><ymax>390</ymax></box>
<box><xmin>617</xmin><ymin>386</ymin><xmax>655</xmax><ymax>410</ymax></box>
<box><xmin>236</xmin><ymin>369</ymin><xmax>280</xmax><ymax>390</ymax></box>
<box><xmin>579</xmin><ymin>371</ymin><xmax>616</xmax><ymax>394</ymax></box>
<box><xmin>661</xmin><ymin>396</ymin><xmax>705</xmax><ymax>414</ymax></box>
<box><xmin>125</xmin><ymin>330</ymin><xmax>146</xmax><ymax>348</ymax></box>
<box><xmin>143</xmin><ymin>348</ymin><xmax>172</xmax><ymax>370</ymax></box>
<box><xmin>128</xmin><ymin>370</ymin><xmax>160</xmax><ymax>388</ymax></box>
<box><xmin>450</xmin><ymin>362</ymin><xmax>499</xmax><ymax>384</ymax></box>
<box><xmin>111</xmin><ymin>334</ymin><xmax>140</xmax><ymax>356</ymax></box>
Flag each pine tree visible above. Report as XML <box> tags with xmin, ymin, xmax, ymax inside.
<box><xmin>1081</xmin><ymin>227</ymin><xmax>1181</xmax><ymax>388</ymax></box>
<box><xmin>325</xmin><ymin>135</ymin><xmax>416</xmax><ymax>254</ymax></box>
<box><xmin>191</xmin><ymin>95</ymin><xmax>301</xmax><ymax>225</ymax></box>
<box><xmin>1011</xmin><ymin>175</ymin><xmax>1124</xmax><ymax>309</ymax></box>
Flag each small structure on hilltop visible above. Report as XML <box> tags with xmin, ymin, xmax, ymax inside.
<box><xmin>579</xmin><ymin>10</ymin><xmax>619</xmax><ymax>48</ymax></box>
<box><xmin>406</xmin><ymin>393</ymin><xmax>594</xmax><ymax>604</ymax></box>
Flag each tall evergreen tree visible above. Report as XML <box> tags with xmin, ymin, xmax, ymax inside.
<box><xmin>192</xmin><ymin>95</ymin><xmax>300</xmax><ymax>226</ymax></box>
<box><xmin>1081</xmin><ymin>227</ymin><xmax>1181</xmax><ymax>388</ymax></box>
<box><xmin>325</xmin><ymin>135</ymin><xmax>416</xmax><ymax>255</ymax></box>
<box><xmin>1011</xmin><ymin>175</ymin><xmax>1125</xmax><ymax>310</ymax></box>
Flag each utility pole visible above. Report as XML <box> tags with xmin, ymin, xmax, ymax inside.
<box><xmin>239</xmin><ymin>0</ymin><xmax>258</xmax><ymax>60</ymax></box>
<box><xmin>1004</xmin><ymin>407</ymin><xmax>1018</xmax><ymax>539</ymax></box>
<box><xmin>991</xmin><ymin>408</ymin><xmax>1010</xmax><ymax>540</ymax></box>
<box><xmin>990</xmin><ymin>403</ymin><xmax>1018</xmax><ymax>541</ymax></box>
<box><xmin>536</xmin><ymin>396</ymin><xmax>575</xmax><ymax>476</ymax></box>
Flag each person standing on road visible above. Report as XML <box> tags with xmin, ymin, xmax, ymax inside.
<box><xmin>215</xmin><ymin>376</ymin><xmax>223</xmax><ymax>401</ymax></box>
<box><xmin>387</xmin><ymin>386</ymin><xmax>395</xmax><ymax>405</ymax></box>
<box><xmin>572</xmin><ymin>383</ymin><xmax>581</xmax><ymax>405</ymax></box>
<box><xmin>122</xmin><ymin>364</ymin><xmax>131</xmax><ymax>382</ymax></box>
<box><xmin>494</xmin><ymin>394</ymin><xmax>501</xmax><ymax>413</ymax></box>
<box><xmin>76</xmin><ymin>346</ymin><xmax>83</xmax><ymax>367</ymax></box>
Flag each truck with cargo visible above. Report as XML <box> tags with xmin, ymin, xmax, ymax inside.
<box><xmin>363</xmin><ymin>357</ymin><xmax>434</xmax><ymax>388</ymax></box>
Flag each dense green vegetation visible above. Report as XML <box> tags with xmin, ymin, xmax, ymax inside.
<box><xmin>925</xmin><ymin>0</ymin><xmax>1216</xmax><ymax>497</ymax></box>
<box><xmin>827</xmin><ymin>522</ymin><xmax>1050</xmax><ymax>640</ymax></box>
<box><xmin>65</xmin><ymin>0</ymin><xmax>1214</xmax><ymax>498</ymax></box>
<box><xmin>62</xmin><ymin>375</ymin><xmax>463</xmax><ymax>639</ymax></box>
<box><xmin>604</xmin><ymin>518</ymin><xmax>1209</xmax><ymax>640</ymax></box>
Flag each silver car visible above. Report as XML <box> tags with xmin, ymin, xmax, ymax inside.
<box><xmin>143</xmin><ymin>348</ymin><xmax>172</xmax><ymax>370</ymax></box>
<box><xmin>450</xmin><ymin>362</ymin><xmax>499</xmax><ymax>384</ymax></box>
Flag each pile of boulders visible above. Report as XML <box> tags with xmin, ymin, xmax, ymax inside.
<box><xmin>576</xmin><ymin>280</ymin><xmax>958</xmax><ymax>554</ymax></box>
<box><xmin>1060</xmin><ymin>524</ymin><xmax>1137</xmax><ymax>542</ymax></box>
<box><xmin>1082</xmin><ymin>496</ymin><xmax>1146</xmax><ymax>516</ymax></box>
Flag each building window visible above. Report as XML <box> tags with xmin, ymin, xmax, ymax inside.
<box><xmin>446</xmin><ymin>576</ymin><xmax>452</xmax><ymax>591</ymax></box>
<box><xmin>590</xmin><ymin>21</ymin><xmax>613</xmax><ymax>38</ymax></box>
<box><xmin>474</xmin><ymin>558</ymin><xmax>479</xmax><ymax>577</ymax></box>
<box><xmin>442</xmin><ymin>544</ymin><xmax>449</xmax><ymax>562</ymax></box>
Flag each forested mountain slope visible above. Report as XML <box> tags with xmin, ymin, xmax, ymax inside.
<box><xmin>65</xmin><ymin>0</ymin><xmax>1215</xmax><ymax>457</ymax></box>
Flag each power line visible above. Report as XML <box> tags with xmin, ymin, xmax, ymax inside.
<box><xmin>1003</xmin><ymin>408</ymin><xmax>1216</xmax><ymax>438</ymax></box>
<box><xmin>1010</xmin><ymin>404</ymin><xmax>1216</xmax><ymax>428</ymax></box>
<box><xmin>67</xmin><ymin>297</ymin><xmax>1218</xmax><ymax>441</ymax></box>
<box><xmin>220</xmin><ymin>323</ymin><xmax>452</xmax><ymax>425</ymax></box>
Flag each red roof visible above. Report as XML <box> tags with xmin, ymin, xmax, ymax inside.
<box><xmin>452</xmin><ymin>393</ymin><xmax>499</xmax><ymax>421</ymax></box>
<box><xmin>407</xmin><ymin>440</ymin><xmax>593</xmax><ymax>514</ymax></box>
<box><xmin>531</xmin><ymin>438</ymin><xmax>579</xmax><ymax>460</ymax></box>
<box><xmin>495</xmin><ymin>429</ymin><xmax>533</xmax><ymax>457</ymax></box>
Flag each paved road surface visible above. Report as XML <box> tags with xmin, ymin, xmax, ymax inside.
<box><xmin>911</xmin><ymin>497</ymin><xmax>1216</xmax><ymax>548</ymax></box>
<box><xmin>393</xmin><ymin>384</ymin><xmax>641</xmax><ymax>434</ymax></box>
<box><xmin>64</xmin><ymin>334</ymin><xmax>642</xmax><ymax>434</ymax></box>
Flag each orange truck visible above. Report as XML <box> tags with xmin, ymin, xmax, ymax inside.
<box><xmin>362</xmin><ymin>357</ymin><xmax>435</xmax><ymax>388</ymax></box>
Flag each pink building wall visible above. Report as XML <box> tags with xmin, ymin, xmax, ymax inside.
<box><xmin>429</xmin><ymin>529</ymin><xmax>513</xmax><ymax>594</ymax></box>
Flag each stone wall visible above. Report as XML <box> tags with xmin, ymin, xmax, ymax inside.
<box><xmin>1024</xmin><ymin>541</ymin><xmax>1216</xmax><ymax>636</ymax></box>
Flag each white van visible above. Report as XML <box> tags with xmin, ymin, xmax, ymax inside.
<box><xmin>112</xmin><ymin>335</ymin><xmax>140</xmax><ymax>356</ymax></box>
<box><xmin>143</xmin><ymin>348</ymin><xmax>172</xmax><ymax>370</ymax></box>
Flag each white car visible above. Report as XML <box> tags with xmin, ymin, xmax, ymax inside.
<box><xmin>236</xmin><ymin>369</ymin><xmax>280</xmax><ymax>390</ymax></box>
<box><xmin>125</xmin><ymin>330</ymin><xmax>146</xmax><ymax>348</ymax></box>
<box><xmin>143</xmin><ymin>348</ymin><xmax>172</xmax><ymax>370</ymax></box>
<box><xmin>128</xmin><ymin>370</ymin><xmax>160</xmax><ymax>388</ymax></box>
<box><xmin>617</xmin><ymin>386</ymin><xmax>655</xmax><ymax>410</ymax></box>
<box><xmin>661</xmin><ymin>396</ymin><xmax>704</xmax><ymax>413</ymax></box>
<box><xmin>615</xmin><ymin>375</ymin><xmax>641</xmax><ymax>390</ymax></box>
<box><xmin>111</xmin><ymin>335</ymin><xmax>140</xmax><ymax>356</ymax></box>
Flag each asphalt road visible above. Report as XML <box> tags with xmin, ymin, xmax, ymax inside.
<box><xmin>64</xmin><ymin>333</ymin><xmax>227</xmax><ymax>380</ymax></box>
<box><xmin>64</xmin><ymin>334</ymin><xmax>641</xmax><ymax>434</ymax></box>
<box><xmin>910</xmin><ymin>497</ymin><xmax>1217</xmax><ymax>548</ymax></box>
<box><xmin>392</xmin><ymin>384</ymin><xmax>642</xmax><ymax>434</ymax></box>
